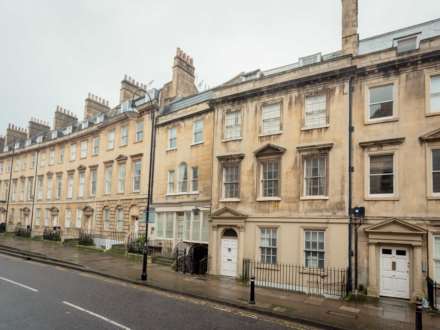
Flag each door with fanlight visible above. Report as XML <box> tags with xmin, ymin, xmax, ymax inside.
<box><xmin>380</xmin><ymin>247</ymin><xmax>409</xmax><ymax>299</ymax></box>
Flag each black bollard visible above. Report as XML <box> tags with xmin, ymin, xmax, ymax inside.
<box><xmin>249</xmin><ymin>276</ymin><xmax>255</xmax><ymax>304</ymax></box>
<box><xmin>415</xmin><ymin>299</ymin><xmax>423</xmax><ymax>330</ymax></box>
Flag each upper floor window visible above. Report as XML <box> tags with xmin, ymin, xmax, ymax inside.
<box><xmin>168</xmin><ymin>127</ymin><xmax>177</xmax><ymax>149</ymax></box>
<box><xmin>304</xmin><ymin>95</ymin><xmax>327</xmax><ymax>129</ymax></box>
<box><xmin>80</xmin><ymin>141</ymin><xmax>88</xmax><ymax>159</ymax></box>
<box><xmin>305</xmin><ymin>230</ymin><xmax>325</xmax><ymax>269</ymax></box>
<box><xmin>191</xmin><ymin>167</ymin><xmax>198</xmax><ymax>192</ymax></box>
<box><xmin>92</xmin><ymin>136</ymin><xmax>100</xmax><ymax>156</ymax></box>
<box><xmin>107</xmin><ymin>129</ymin><xmax>115</xmax><ymax>150</ymax></box>
<box><xmin>430</xmin><ymin>75</ymin><xmax>440</xmax><ymax>114</ymax></box>
<box><xmin>0</xmin><ymin>162</ymin><xmax>3</xmax><ymax>174</ymax></box>
<box><xmin>27</xmin><ymin>177</ymin><xmax>33</xmax><ymax>201</ymax></box>
<box><xmin>432</xmin><ymin>149</ymin><xmax>440</xmax><ymax>194</ymax></box>
<box><xmin>103</xmin><ymin>207</ymin><xmax>110</xmax><ymax>230</ymax></box>
<box><xmin>224</xmin><ymin>110</ymin><xmax>241</xmax><ymax>140</ymax></box>
<box><xmin>70</xmin><ymin>143</ymin><xmax>77</xmax><ymax>161</ymax></box>
<box><xmin>120</xmin><ymin>125</ymin><xmax>128</xmax><ymax>146</ymax></box>
<box><xmin>369</xmin><ymin>154</ymin><xmax>394</xmax><ymax>195</ymax></box>
<box><xmin>261</xmin><ymin>103</ymin><xmax>281</xmax><ymax>135</ymax></box>
<box><xmin>178</xmin><ymin>162</ymin><xmax>188</xmax><ymax>192</ymax></box>
<box><xmin>303</xmin><ymin>154</ymin><xmax>328</xmax><ymax>197</ymax></box>
<box><xmin>135</xmin><ymin>121</ymin><xmax>144</xmax><ymax>142</ymax></box>
<box><xmin>260</xmin><ymin>158</ymin><xmax>280</xmax><ymax>198</ymax></box>
<box><xmin>37</xmin><ymin>176</ymin><xmax>44</xmax><ymax>200</ymax></box>
<box><xmin>222</xmin><ymin>162</ymin><xmax>240</xmax><ymax>199</ymax></box>
<box><xmin>78</xmin><ymin>171</ymin><xmax>85</xmax><ymax>198</ymax></box>
<box><xmin>49</xmin><ymin>147</ymin><xmax>55</xmax><ymax>165</ymax></box>
<box><xmin>90</xmin><ymin>168</ymin><xmax>97</xmax><ymax>196</ymax></box>
<box><xmin>104</xmin><ymin>166</ymin><xmax>112</xmax><ymax>194</ymax></box>
<box><xmin>368</xmin><ymin>84</ymin><xmax>394</xmax><ymax>120</ymax></box>
<box><xmin>260</xmin><ymin>228</ymin><xmax>277</xmax><ymax>264</ymax></box>
<box><xmin>118</xmin><ymin>163</ymin><xmax>126</xmax><ymax>193</ymax></box>
<box><xmin>39</xmin><ymin>153</ymin><xmax>46</xmax><ymax>168</ymax></box>
<box><xmin>46</xmin><ymin>176</ymin><xmax>52</xmax><ymax>200</ymax></box>
<box><xmin>132</xmin><ymin>160</ymin><xmax>141</xmax><ymax>192</ymax></box>
<box><xmin>59</xmin><ymin>146</ymin><xmax>64</xmax><ymax>164</ymax></box>
<box><xmin>55</xmin><ymin>174</ymin><xmax>62</xmax><ymax>200</ymax></box>
<box><xmin>167</xmin><ymin>170</ymin><xmax>175</xmax><ymax>193</ymax></box>
<box><xmin>193</xmin><ymin>119</ymin><xmax>204</xmax><ymax>144</ymax></box>
<box><xmin>67</xmin><ymin>174</ymin><xmax>74</xmax><ymax>199</ymax></box>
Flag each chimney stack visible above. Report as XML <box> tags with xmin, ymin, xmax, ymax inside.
<box><xmin>160</xmin><ymin>48</ymin><xmax>198</xmax><ymax>105</ymax></box>
<box><xmin>0</xmin><ymin>136</ymin><xmax>4</xmax><ymax>152</ymax></box>
<box><xmin>341</xmin><ymin>0</ymin><xmax>359</xmax><ymax>55</ymax></box>
<box><xmin>84</xmin><ymin>93</ymin><xmax>111</xmax><ymax>119</ymax></box>
<box><xmin>119</xmin><ymin>75</ymin><xmax>147</xmax><ymax>104</ymax></box>
<box><xmin>5</xmin><ymin>124</ymin><xmax>27</xmax><ymax>146</ymax></box>
<box><xmin>28</xmin><ymin>117</ymin><xmax>50</xmax><ymax>138</ymax></box>
<box><xmin>53</xmin><ymin>105</ymin><xmax>78</xmax><ymax>130</ymax></box>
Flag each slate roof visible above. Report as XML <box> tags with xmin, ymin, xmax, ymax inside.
<box><xmin>160</xmin><ymin>89</ymin><xmax>214</xmax><ymax>115</ymax></box>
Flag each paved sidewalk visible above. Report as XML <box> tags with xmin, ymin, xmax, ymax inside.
<box><xmin>0</xmin><ymin>235</ymin><xmax>438</xmax><ymax>330</ymax></box>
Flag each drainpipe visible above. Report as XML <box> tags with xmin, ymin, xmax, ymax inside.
<box><xmin>29</xmin><ymin>150</ymin><xmax>39</xmax><ymax>233</ymax></box>
<box><xmin>347</xmin><ymin>76</ymin><xmax>354</xmax><ymax>294</ymax></box>
<box><xmin>4</xmin><ymin>147</ymin><xmax>16</xmax><ymax>232</ymax></box>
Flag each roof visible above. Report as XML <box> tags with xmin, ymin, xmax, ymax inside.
<box><xmin>160</xmin><ymin>89</ymin><xmax>214</xmax><ymax>115</ymax></box>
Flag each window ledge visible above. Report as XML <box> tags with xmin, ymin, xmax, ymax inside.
<box><xmin>119</xmin><ymin>144</ymin><xmax>128</xmax><ymax>148</ymax></box>
<box><xmin>427</xmin><ymin>195</ymin><xmax>440</xmax><ymax>200</ymax></box>
<box><xmin>166</xmin><ymin>191</ymin><xmax>199</xmax><ymax>197</ymax></box>
<box><xmin>256</xmin><ymin>197</ymin><xmax>281</xmax><ymax>202</ymax></box>
<box><xmin>425</xmin><ymin>111</ymin><xmax>440</xmax><ymax>118</ymax></box>
<box><xmin>365</xmin><ymin>117</ymin><xmax>398</xmax><ymax>125</ymax></box>
<box><xmin>301</xmin><ymin>124</ymin><xmax>329</xmax><ymax>131</ymax></box>
<box><xmin>191</xmin><ymin>141</ymin><xmax>204</xmax><ymax>147</ymax></box>
<box><xmin>134</xmin><ymin>140</ymin><xmax>143</xmax><ymax>144</ymax></box>
<box><xmin>166</xmin><ymin>148</ymin><xmax>177</xmax><ymax>152</ymax></box>
<box><xmin>364</xmin><ymin>195</ymin><xmax>399</xmax><ymax>201</ymax></box>
<box><xmin>222</xmin><ymin>137</ymin><xmax>242</xmax><ymax>143</ymax></box>
<box><xmin>219</xmin><ymin>198</ymin><xmax>241</xmax><ymax>203</ymax></box>
<box><xmin>300</xmin><ymin>196</ymin><xmax>329</xmax><ymax>201</ymax></box>
<box><xmin>259</xmin><ymin>131</ymin><xmax>282</xmax><ymax>138</ymax></box>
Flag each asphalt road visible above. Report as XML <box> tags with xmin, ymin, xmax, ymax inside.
<box><xmin>0</xmin><ymin>254</ymin><xmax>316</xmax><ymax>330</ymax></box>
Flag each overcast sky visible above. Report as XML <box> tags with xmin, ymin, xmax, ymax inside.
<box><xmin>1</xmin><ymin>0</ymin><xmax>439</xmax><ymax>135</ymax></box>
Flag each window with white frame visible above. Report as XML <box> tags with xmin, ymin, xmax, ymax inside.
<box><xmin>0</xmin><ymin>161</ymin><xmax>3</xmax><ymax>174</ymax></box>
<box><xmin>261</xmin><ymin>103</ymin><xmax>281</xmax><ymax>135</ymax></box>
<box><xmin>59</xmin><ymin>146</ymin><xmax>64</xmax><ymax>164</ymax></box>
<box><xmin>65</xmin><ymin>209</ymin><xmax>71</xmax><ymax>228</ymax></box>
<box><xmin>90</xmin><ymin>168</ymin><xmax>97</xmax><ymax>196</ymax></box>
<box><xmin>78</xmin><ymin>171</ymin><xmax>85</xmax><ymax>198</ymax></box>
<box><xmin>223</xmin><ymin>163</ymin><xmax>240</xmax><ymax>199</ymax></box>
<box><xmin>305</xmin><ymin>230</ymin><xmax>325</xmax><ymax>268</ymax></box>
<box><xmin>434</xmin><ymin>236</ymin><xmax>440</xmax><ymax>282</ymax></box>
<box><xmin>260</xmin><ymin>158</ymin><xmax>280</xmax><ymax>197</ymax></box>
<box><xmin>116</xmin><ymin>208</ymin><xmax>124</xmax><ymax>231</ymax></box>
<box><xmin>49</xmin><ymin>147</ymin><xmax>55</xmax><ymax>165</ymax></box>
<box><xmin>191</xmin><ymin>167</ymin><xmax>198</xmax><ymax>192</ymax></box>
<box><xmin>368</xmin><ymin>84</ymin><xmax>394</xmax><ymax>120</ymax></box>
<box><xmin>43</xmin><ymin>209</ymin><xmax>49</xmax><ymax>226</ymax></box>
<box><xmin>105</xmin><ymin>166</ymin><xmax>112</xmax><ymax>194</ymax></box>
<box><xmin>103</xmin><ymin>207</ymin><xmax>110</xmax><ymax>230</ymax></box>
<box><xmin>132</xmin><ymin>160</ymin><xmax>141</xmax><ymax>192</ymax></box>
<box><xmin>191</xmin><ymin>210</ymin><xmax>201</xmax><ymax>241</ymax></box>
<box><xmin>37</xmin><ymin>176</ymin><xmax>43</xmax><ymax>200</ymax></box>
<box><xmin>70</xmin><ymin>144</ymin><xmax>76</xmax><ymax>161</ymax></box>
<box><xmin>433</xmin><ymin>149</ymin><xmax>440</xmax><ymax>194</ymax></box>
<box><xmin>224</xmin><ymin>110</ymin><xmax>241</xmax><ymax>140</ymax></box>
<box><xmin>67</xmin><ymin>173</ymin><xmax>74</xmax><ymax>199</ymax></box>
<box><xmin>19</xmin><ymin>178</ymin><xmax>25</xmax><ymax>201</ymax></box>
<box><xmin>39</xmin><ymin>153</ymin><xmax>46</xmax><ymax>168</ymax></box>
<box><xmin>11</xmin><ymin>179</ymin><xmax>17</xmax><ymax>201</ymax></box>
<box><xmin>135</xmin><ymin>121</ymin><xmax>144</xmax><ymax>142</ymax></box>
<box><xmin>27</xmin><ymin>177</ymin><xmax>33</xmax><ymax>201</ymax></box>
<box><xmin>165</xmin><ymin>213</ymin><xmax>174</xmax><ymax>239</ymax></box>
<box><xmin>120</xmin><ymin>125</ymin><xmax>128</xmax><ymax>146</ymax></box>
<box><xmin>167</xmin><ymin>170</ymin><xmax>175</xmax><ymax>193</ymax></box>
<box><xmin>35</xmin><ymin>208</ymin><xmax>41</xmax><ymax>226</ymax></box>
<box><xmin>260</xmin><ymin>228</ymin><xmax>277</xmax><ymax>264</ymax></box>
<box><xmin>303</xmin><ymin>153</ymin><xmax>327</xmax><ymax>196</ymax></box>
<box><xmin>184</xmin><ymin>212</ymin><xmax>191</xmax><ymax>241</ymax></box>
<box><xmin>107</xmin><ymin>129</ymin><xmax>115</xmax><ymax>150</ymax></box>
<box><xmin>92</xmin><ymin>136</ymin><xmax>100</xmax><ymax>155</ymax></box>
<box><xmin>156</xmin><ymin>213</ymin><xmax>164</xmax><ymax>238</ymax></box>
<box><xmin>431</xmin><ymin>75</ymin><xmax>440</xmax><ymax>114</ymax></box>
<box><xmin>118</xmin><ymin>163</ymin><xmax>126</xmax><ymax>193</ymax></box>
<box><xmin>178</xmin><ymin>163</ymin><xmax>188</xmax><ymax>192</ymax></box>
<box><xmin>46</xmin><ymin>175</ymin><xmax>52</xmax><ymax>200</ymax></box>
<box><xmin>55</xmin><ymin>174</ymin><xmax>62</xmax><ymax>200</ymax></box>
<box><xmin>369</xmin><ymin>154</ymin><xmax>394</xmax><ymax>195</ymax></box>
<box><xmin>80</xmin><ymin>140</ymin><xmax>88</xmax><ymax>158</ymax></box>
<box><xmin>193</xmin><ymin>119</ymin><xmax>204</xmax><ymax>144</ymax></box>
<box><xmin>76</xmin><ymin>208</ymin><xmax>82</xmax><ymax>228</ymax></box>
<box><xmin>304</xmin><ymin>95</ymin><xmax>327</xmax><ymax>129</ymax></box>
<box><xmin>168</xmin><ymin>127</ymin><xmax>177</xmax><ymax>149</ymax></box>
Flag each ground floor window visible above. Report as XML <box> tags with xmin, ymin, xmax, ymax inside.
<box><xmin>305</xmin><ymin>230</ymin><xmax>325</xmax><ymax>268</ymax></box>
<box><xmin>155</xmin><ymin>210</ymin><xmax>209</xmax><ymax>242</ymax></box>
<box><xmin>116</xmin><ymin>208</ymin><xmax>124</xmax><ymax>232</ymax></box>
<box><xmin>260</xmin><ymin>228</ymin><xmax>277</xmax><ymax>264</ymax></box>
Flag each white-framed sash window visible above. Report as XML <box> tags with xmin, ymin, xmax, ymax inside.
<box><xmin>305</xmin><ymin>230</ymin><xmax>325</xmax><ymax>269</ymax></box>
<box><xmin>260</xmin><ymin>228</ymin><xmax>277</xmax><ymax>264</ymax></box>
<box><xmin>261</xmin><ymin>103</ymin><xmax>281</xmax><ymax>135</ymax></box>
<box><xmin>304</xmin><ymin>95</ymin><xmax>327</xmax><ymax>129</ymax></box>
<box><xmin>224</xmin><ymin>110</ymin><xmax>241</xmax><ymax>140</ymax></box>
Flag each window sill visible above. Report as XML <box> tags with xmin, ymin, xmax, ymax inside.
<box><xmin>427</xmin><ymin>195</ymin><xmax>440</xmax><ymax>200</ymax></box>
<box><xmin>259</xmin><ymin>131</ymin><xmax>282</xmax><ymax>138</ymax></box>
<box><xmin>166</xmin><ymin>191</ymin><xmax>199</xmax><ymax>197</ymax></box>
<box><xmin>119</xmin><ymin>144</ymin><xmax>128</xmax><ymax>148</ymax></box>
<box><xmin>166</xmin><ymin>148</ymin><xmax>177</xmax><ymax>152</ymax></box>
<box><xmin>134</xmin><ymin>140</ymin><xmax>143</xmax><ymax>144</ymax></box>
<box><xmin>222</xmin><ymin>137</ymin><xmax>242</xmax><ymax>143</ymax></box>
<box><xmin>364</xmin><ymin>195</ymin><xmax>399</xmax><ymax>201</ymax></box>
<box><xmin>301</xmin><ymin>124</ymin><xmax>329</xmax><ymax>131</ymax></box>
<box><xmin>365</xmin><ymin>117</ymin><xmax>398</xmax><ymax>125</ymax></box>
<box><xmin>256</xmin><ymin>197</ymin><xmax>281</xmax><ymax>202</ymax></box>
<box><xmin>191</xmin><ymin>141</ymin><xmax>204</xmax><ymax>147</ymax></box>
<box><xmin>219</xmin><ymin>198</ymin><xmax>240</xmax><ymax>203</ymax></box>
<box><xmin>425</xmin><ymin>111</ymin><xmax>440</xmax><ymax>117</ymax></box>
<box><xmin>300</xmin><ymin>196</ymin><xmax>329</xmax><ymax>201</ymax></box>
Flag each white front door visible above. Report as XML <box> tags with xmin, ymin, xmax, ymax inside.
<box><xmin>221</xmin><ymin>238</ymin><xmax>238</xmax><ymax>277</ymax></box>
<box><xmin>380</xmin><ymin>247</ymin><xmax>410</xmax><ymax>299</ymax></box>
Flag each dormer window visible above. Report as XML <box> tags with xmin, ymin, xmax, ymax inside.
<box><xmin>51</xmin><ymin>131</ymin><xmax>58</xmax><ymax>139</ymax></box>
<box><xmin>36</xmin><ymin>136</ymin><xmax>43</xmax><ymax>143</ymax></box>
<box><xmin>395</xmin><ymin>34</ymin><xmax>419</xmax><ymax>54</ymax></box>
<box><xmin>63</xmin><ymin>126</ymin><xmax>72</xmax><ymax>135</ymax></box>
<box><xmin>25</xmin><ymin>139</ymin><xmax>31</xmax><ymax>147</ymax></box>
<box><xmin>81</xmin><ymin>121</ymin><xmax>89</xmax><ymax>129</ymax></box>
<box><xmin>96</xmin><ymin>114</ymin><xmax>104</xmax><ymax>124</ymax></box>
<box><xmin>121</xmin><ymin>100</ymin><xmax>132</xmax><ymax>113</ymax></box>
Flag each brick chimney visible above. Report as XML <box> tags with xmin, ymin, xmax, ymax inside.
<box><xmin>341</xmin><ymin>0</ymin><xmax>359</xmax><ymax>55</ymax></box>
<box><xmin>28</xmin><ymin>117</ymin><xmax>50</xmax><ymax>138</ymax></box>
<box><xmin>5</xmin><ymin>124</ymin><xmax>27</xmax><ymax>146</ymax></box>
<box><xmin>160</xmin><ymin>48</ymin><xmax>198</xmax><ymax>105</ymax></box>
<box><xmin>0</xmin><ymin>136</ymin><xmax>4</xmax><ymax>152</ymax></box>
<box><xmin>53</xmin><ymin>106</ymin><xmax>78</xmax><ymax>130</ymax></box>
<box><xmin>84</xmin><ymin>93</ymin><xmax>110</xmax><ymax>119</ymax></box>
<box><xmin>120</xmin><ymin>75</ymin><xmax>147</xmax><ymax>104</ymax></box>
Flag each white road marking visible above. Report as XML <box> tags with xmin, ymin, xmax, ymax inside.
<box><xmin>62</xmin><ymin>301</ymin><xmax>131</xmax><ymax>330</ymax></box>
<box><xmin>0</xmin><ymin>276</ymin><xmax>39</xmax><ymax>292</ymax></box>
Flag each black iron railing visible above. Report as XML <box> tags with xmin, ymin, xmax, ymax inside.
<box><xmin>126</xmin><ymin>232</ymin><xmax>146</xmax><ymax>254</ymax></box>
<box><xmin>43</xmin><ymin>227</ymin><xmax>62</xmax><ymax>241</ymax></box>
<box><xmin>0</xmin><ymin>223</ymin><xmax>6</xmax><ymax>233</ymax></box>
<box><xmin>78</xmin><ymin>230</ymin><xmax>94</xmax><ymax>246</ymax></box>
<box><xmin>242</xmin><ymin>259</ymin><xmax>348</xmax><ymax>298</ymax></box>
<box><xmin>15</xmin><ymin>225</ymin><xmax>31</xmax><ymax>238</ymax></box>
<box><xmin>427</xmin><ymin>277</ymin><xmax>439</xmax><ymax>310</ymax></box>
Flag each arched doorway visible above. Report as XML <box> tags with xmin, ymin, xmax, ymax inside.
<box><xmin>220</xmin><ymin>228</ymin><xmax>238</xmax><ymax>277</ymax></box>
